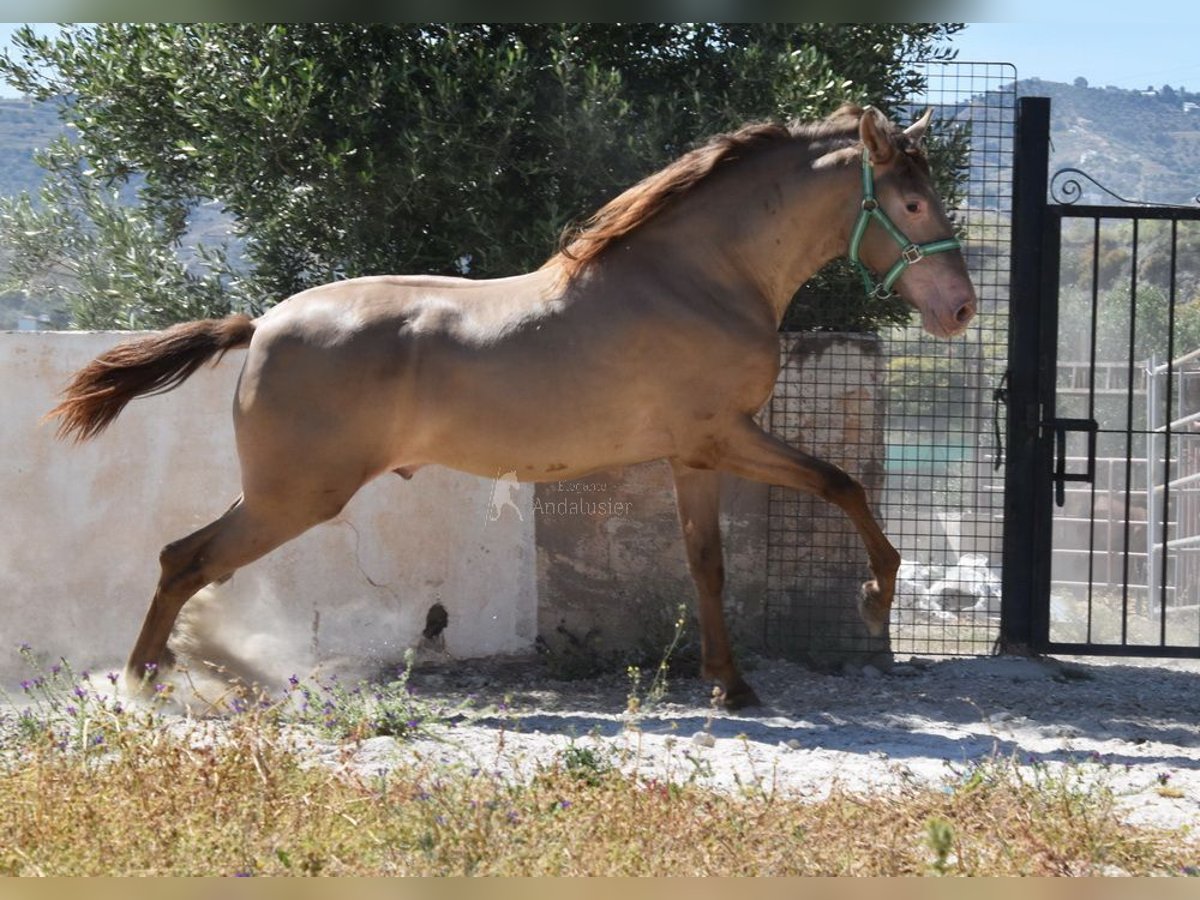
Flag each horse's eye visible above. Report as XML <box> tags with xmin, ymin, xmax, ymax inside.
<box><xmin>906</xmin><ymin>201</ymin><xmax>922</xmax><ymax>214</ymax></box>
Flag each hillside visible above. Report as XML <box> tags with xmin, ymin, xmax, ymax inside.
<box><xmin>0</xmin><ymin>97</ymin><xmax>66</xmax><ymax>199</ymax></box>
<box><xmin>1019</xmin><ymin>77</ymin><xmax>1200</xmax><ymax>206</ymax></box>
<box><xmin>0</xmin><ymin>96</ymin><xmax>240</xmax><ymax>329</ymax></box>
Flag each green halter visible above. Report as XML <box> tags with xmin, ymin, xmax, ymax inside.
<box><xmin>848</xmin><ymin>148</ymin><xmax>962</xmax><ymax>300</ymax></box>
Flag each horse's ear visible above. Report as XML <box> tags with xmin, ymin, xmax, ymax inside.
<box><xmin>858</xmin><ymin>105</ymin><xmax>895</xmax><ymax>165</ymax></box>
<box><xmin>904</xmin><ymin>108</ymin><xmax>934</xmax><ymax>146</ymax></box>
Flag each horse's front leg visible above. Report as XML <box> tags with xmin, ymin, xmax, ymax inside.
<box><xmin>669</xmin><ymin>460</ymin><xmax>760</xmax><ymax>710</ymax></box>
<box><xmin>716</xmin><ymin>417</ymin><xmax>900</xmax><ymax>637</ymax></box>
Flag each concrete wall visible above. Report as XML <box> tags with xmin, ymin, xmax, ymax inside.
<box><xmin>1</xmin><ymin>332</ymin><xmax>537</xmax><ymax>686</ymax></box>
<box><xmin>534</xmin><ymin>466</ymin><xmax>768</xmax><ymax>668</ymax></box>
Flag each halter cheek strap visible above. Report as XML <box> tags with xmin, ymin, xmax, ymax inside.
<box><xmin>848</xmin><ymin>148</ymin><xmax>961</xmax><ymax>300</ymax></box>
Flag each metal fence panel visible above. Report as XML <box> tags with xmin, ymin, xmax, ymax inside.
<box><xmin>765</xmin><ymin>62</ymin><xmax>1017</xmax><ymax>660</ymax></box>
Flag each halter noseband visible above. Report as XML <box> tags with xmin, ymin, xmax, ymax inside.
<box><xmin>848</xmin><ymin>148</ymin><xmax>961</xmax><ymax>300</ymax></box>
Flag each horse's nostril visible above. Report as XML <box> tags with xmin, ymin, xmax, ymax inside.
<box><xmin>955</xmin><ymin>301</ymin><xmax>976</xmax><ymax>324</ymax></box>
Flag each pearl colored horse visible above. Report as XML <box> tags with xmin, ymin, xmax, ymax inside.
<box><xmin>49</xmin><ymin>105</ymin><xmax>976</xmax><ymax>707</ymax></box>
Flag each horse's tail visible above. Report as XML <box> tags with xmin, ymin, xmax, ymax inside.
<box><xmin>47</xmin><ymin>314</ymin><xmax>256</xmax><ymax>442</ymax></box>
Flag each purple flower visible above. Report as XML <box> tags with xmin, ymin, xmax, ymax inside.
<box><xmin>107</xmin><ymin>672</ymin><xmax>119</xmax><ymax>685</ymax></box>
<box><xmin>19</xmin><ymin>680</ymin><xmax>32</xmax><ymax>692</ymax></box>
<box><xmin>288</xmin><ymin>674</ymin><xmax>300</xmax><ymax>688</ymax></box>
<box><xmin>73</xmin><ymin>686</ymin><xmax>87</xmax><ymax>699</ymax></box>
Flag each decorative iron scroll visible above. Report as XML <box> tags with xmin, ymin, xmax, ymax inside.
<box><xmin>1050</xmin><ymin>167</ymin><xmax>1200</xmax><ymax>208</ymax></box>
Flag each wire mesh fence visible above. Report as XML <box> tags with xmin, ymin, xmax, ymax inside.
<box><xmin>764</xmin><ymin>61</ymin><xmax>1017</xmax><ymax>661</ymax></box>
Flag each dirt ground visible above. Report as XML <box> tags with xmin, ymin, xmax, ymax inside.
<box><xmin>313</xmin><ymin>651</ymin><xmax>1200</xmax><ymax>832</ymax></box>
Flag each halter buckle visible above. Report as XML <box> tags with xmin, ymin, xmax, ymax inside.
<box><xmin>861</xmin><ymin>198</ymin><xmax>878</xmax><ymax>212</ymax></box>
<box><xmin>902</xmin><ymin>244</ymin><xmax>924</xmax><ymax>265</ymax></box>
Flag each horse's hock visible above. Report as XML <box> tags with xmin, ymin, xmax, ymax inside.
<box><xmin>535</xmin><ymin>332</ymin><xmax>888</xmax><ymax>669</ymax></box>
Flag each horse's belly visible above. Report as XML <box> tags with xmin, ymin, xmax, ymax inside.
<box><xmin>414</xmin><ymin>405</ymin><xmax>674</xmax><ymax>482</ymax></box>
<box><xmin>398</xmin><ymin>365</ymin><xmax>672</xmax><ymax>481</ymax></box>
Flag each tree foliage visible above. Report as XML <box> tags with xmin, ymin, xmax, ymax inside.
<box><xmin>0</xmin><ymin>23</ymin><xmax>963</xmax><ymax>330</ymax></box>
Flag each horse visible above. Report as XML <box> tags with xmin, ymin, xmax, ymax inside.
<box><xmin>47</xmin><ymin>104</ymin><xmax>976</xmax><ymax>708</ymax></box>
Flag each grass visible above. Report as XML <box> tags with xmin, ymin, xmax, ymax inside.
<box><xmin>1</xmin><ymin>647</ymin><xmax>1198</xmax><ymax>876</ymax></box>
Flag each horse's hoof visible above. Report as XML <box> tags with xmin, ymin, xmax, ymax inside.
<box><xmin>123</xmin><ymin>652</ymin><xmax>176</xmax><ymax>696</ymax></box>
<box><xmin>858</xmin><ymin>581</ymin><xmax>891</xmax><ymax>637</ymax></box>
<box><xmin>720</xmin><ymin>678</ymin><xmax>761</xmax><ymax>711</ymax></box>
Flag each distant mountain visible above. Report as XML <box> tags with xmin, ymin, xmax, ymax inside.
<box><xmin>905</xmin><ymin>76</ymin><xmax>1200</xmax><ymax>210</ymax></box>
<box><xmin>0</xmin><ymin>97</ymin><xmax>65</xmax><ymax>199</ymax></box>
<box><xmin>1016</xmin><ymin>77</ymin><xmax>1200</xmax><ymax>207</ymax></box>
<box><xmin>0</xmin><ymin>96</ymin><xmax>240</xmax><ymax>329</ymax></box>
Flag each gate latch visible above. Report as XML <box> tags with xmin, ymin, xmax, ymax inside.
<box><xmin>1049</xmin><ymin>417</ymin><xmax>1098</xmax><ymax>507</ymax></box>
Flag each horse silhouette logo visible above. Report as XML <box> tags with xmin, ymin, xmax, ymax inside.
<box><xmin>485</xmin><ymin>470</ymin><xmax>525</xmax><ymax>524</ymax></box>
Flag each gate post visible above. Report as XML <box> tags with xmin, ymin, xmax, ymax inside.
<box><xmin>1000</xmin><ymin>97</ymin><xmax>1054</xmax><ymax>653</ymax></box>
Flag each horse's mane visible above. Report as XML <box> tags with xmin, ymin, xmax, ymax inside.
<box><xmin>547</xmin><ymin>104</ymin><xmax>875</xmax><ymax>281</ymax></box>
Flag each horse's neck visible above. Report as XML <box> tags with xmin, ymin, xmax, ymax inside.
<box><xmin>637</xmin><ymin>146</ymin><xmax>858</xmax><ymax>325</ymax></box>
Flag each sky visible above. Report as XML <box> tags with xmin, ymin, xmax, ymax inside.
<box><xmin>949</xmin><ymin>22</ymin><xmax>1200</xmax><ymax>93</ymax></box>
<box><xmin>2</xmin><ymin>17</ymin><xmax>1200</xmax><ymax>99</ymax></box>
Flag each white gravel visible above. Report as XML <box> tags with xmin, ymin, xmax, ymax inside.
<box><xmin>8</xmin><ymin>649</ymin><xmax>1197</xmax><ymax>835</ymax></box>
<box><xmin>310</xmin><ymin>653</ymin><xmax>1200</xmax><ymax>833</ymax></box>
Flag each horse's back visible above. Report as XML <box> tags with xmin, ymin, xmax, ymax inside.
<box><xmin>254</xmin><ymin>271</ymin><xmax>565</xmax><ymax>344</ymax></box>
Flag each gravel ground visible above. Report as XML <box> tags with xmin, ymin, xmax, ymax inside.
<box><xmin>7</xmin><ymin>646</ymin><xmax>1197</xmax><ymax>833</ymax></box>
<box><xmin>301</xmin><ymin>652</ymin><xmax>1200</xmax><ymax>832</ymax></box>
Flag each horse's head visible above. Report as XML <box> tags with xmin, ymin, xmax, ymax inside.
<box><xmin>851</xmin><ymin>107</ymin><xmax>977</xmax><ymax>338</ymax></box>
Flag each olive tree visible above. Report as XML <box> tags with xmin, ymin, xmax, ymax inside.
<box><xmin>0</xmin><ymin>23</ymin><xmax>962</xmax><ymax>329</ymax></box>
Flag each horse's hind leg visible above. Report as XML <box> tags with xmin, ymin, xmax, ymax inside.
<box><xmin>670</xmin><ymin>461</ymin><xmax>759</xmax><ymax>710</ymax></box>
<box><xmin>716</xmin><ymin>416</ymin><xmax>901</xmax><ymax>637</ymax></box>
<box><xmin>124</xmin><ymin>488</ymin><xmax>353</xmax><ymax>689</ymax></box>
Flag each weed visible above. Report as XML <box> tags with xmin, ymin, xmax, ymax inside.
<box><xmin>286</xmin><ymin>650</ymin><xmax>463</xmax><ymax>741</ymax></box>
<box><xmin>926</xmin><ymin>816</ymin><xmax>956</xmax><ymax>874</ymax></box>
<box><xmin>624</xmin><ymin>603</ymin><xmax>688</xmax><ymax>721</ymax></box>
<box><xmin>558</xmin><ymin>742</ymin><xmax>613</xmax><ymax>786</ymax></box>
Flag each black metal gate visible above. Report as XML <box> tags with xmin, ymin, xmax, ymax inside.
<box><xmin>1003</xmin><ymin>96</ymin><xmax>1200</xmax><ymax>657</ymax></box>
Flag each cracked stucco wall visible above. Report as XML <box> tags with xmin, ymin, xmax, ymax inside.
<box><xmin>1</xmin><ymin>332</ymin><xmax>537</xmax><ymax>685</ymax></box>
